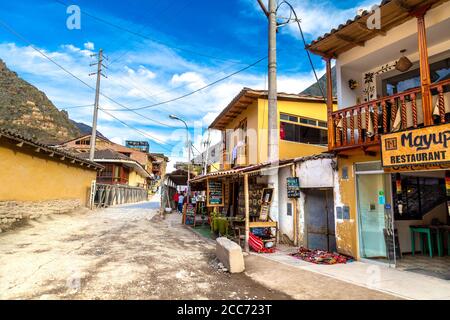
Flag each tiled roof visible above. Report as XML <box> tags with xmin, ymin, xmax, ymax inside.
<box><xmin>78</xmin><ymin>149</ymin><xmax>133</xmax><ymax>161</ymax></box>
<box><xmin>0</xmin><ymin>127</ymin><xmax>103</xmax><ymax>170</ymax></box>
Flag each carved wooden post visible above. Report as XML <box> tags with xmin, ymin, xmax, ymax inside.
<box><xmin>373</xmin><ymin>103</ymin><xmax>379</xmax><ymax>141</ymax></box>
<box><xmin>365</xmin><ymin>105</ymin><xmax>370</xmax><ymax>142</ymax></box>
<box><xmin>350</xmin><ymin>109</ymin><xmax>355</xmax><ymax>144</ymax></box>
<box><xmin>342</xmin><ymin>111</ymin><xmax>348</xmax><ymax>145</ymax></box>
<box><xmin>438</xmin><ymin>85</ymin><xmax>445</xmax><ymax>123</ymax></box>
<box><xmin>358</xmin><ymin>107</ymin><xmax>363</xmax><ymax>144</ymax></box>
<box><xmin>400</xmin><ymin>95</ymin><xmax>407</xmax><ymax>130</ymax></box>
<box><xmin>324</xmin><ymin>57</ymin><xmax>335</xmax><ymax>150</ymax></box>
<box><xmin>382</xmin><ymin>101</ymin><xmax>388</xmax><ymax>133</ymax></box>
<box><xmin>412</xmin><ymin>5</ymin><xmax>433</xmax><ymax>126</ymax></box>
<box><xmin>411</xmin><ymin>93</ymin><xmax>418</xmax><ymax>128</ymax></box>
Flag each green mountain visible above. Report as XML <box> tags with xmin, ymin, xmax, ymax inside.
<box><xmin>301</xmin><ymin>67</ymin><xmax>336</xmax><ymax>98</ymax></box>
<box><xmin>0</xmin><ymin>59</ymin><xmax>82</xmax><ymax>144</ymax></box>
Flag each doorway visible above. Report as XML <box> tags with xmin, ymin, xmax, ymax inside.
<box><xmin>305</xmin><ymin>189</ymin><xmax>336</xmax><ymax>252</ymax></box>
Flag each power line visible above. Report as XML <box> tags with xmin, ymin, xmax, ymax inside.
<box><xmin>61</xmin><ymin>104</ymin><xmax>94</xmax><ymax>110</ymax></box>
<box><xmin>277</xmin><ymin>1</ymin><xmax>327</xmax><ymax>101</ymax></box>
<box><xmin>98</xmin><ymin>107</ymin><xmax>176</xmax><ymax>153</ymax></box>
<box><xmin>0</xmin><ymin>19</ymin><xmax>177</xmax><ymax>129</ymax></box>
<box><xmin>106</xmin><ymin>0</ymin><xmax>195</xmax><ymax>67</ymax></box>
<box><xmin>106</xmin><ymin>56</ymin><xmax>267</xmax><ymax>111</ymax></box>
<box><xmin>54</xmin><ymin>0</ymin><xmax>247</xmax><ymax>66</ymax></box>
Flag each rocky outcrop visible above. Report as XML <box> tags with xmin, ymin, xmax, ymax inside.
<box><xmin>0</xmin><ymin>59</ymin><xmax>82</xmax><ymax>144</ymax></box>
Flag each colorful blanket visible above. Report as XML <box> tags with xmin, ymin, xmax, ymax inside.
<box><xmin>290</xmin><ymin>247</ymin><xmax>353</xmax><ymax>264</ymax></box>
<box><xmin>248</xmin><ymin>232</ymin><xmax>275</xmax><ymax>253</ymax></box>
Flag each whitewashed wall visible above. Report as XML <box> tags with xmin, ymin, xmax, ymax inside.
<box><xmin>277</xmin><ymin>158</ymin><xmax>336</xmax><ymax>245</ymax></box>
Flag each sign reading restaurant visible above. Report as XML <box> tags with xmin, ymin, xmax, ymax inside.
<box><xmin>381</xmin><ymin>123</ymin><xmax>450</xmax><ymax>167</ymax></box>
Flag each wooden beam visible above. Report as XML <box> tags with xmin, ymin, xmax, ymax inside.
<box><xmin>393</xmin><ymin>0</ymin><xmax>412</xmax><ymax>12</ymax></box>
<box><xmin>244</xmin><ymin>173</ymin><xmax>250</xmax><ymax>253</ymax></box>
<box><xmin>335</xmin><ymin>34</ymin><xmax>365</xmax><ymax>47</ymax></box>
<box><xmin>413</xmin><ymin>6</ymin><xmax>433</xmax><ymax>126</ymax></box>
<box><xmin>325</xmin><ymin>57</ymin><xmax>335</xmax><ymax>150</ymax></box>
<box><xmin>356</xmin><ymin>21</ymin><xmax>386</xmax><ymax>36</ymax></box>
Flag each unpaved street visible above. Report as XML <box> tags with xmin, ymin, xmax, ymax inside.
<box><xmin>0</xmin><ymin>198</ymin><xmax>289</xmax><ymax>299</ymax></box>
<box><xmin>0</xmin><ymin>197</ymin><xmax>395</xmax><ymax>300</ymax></box>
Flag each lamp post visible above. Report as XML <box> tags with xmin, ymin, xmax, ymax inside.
<box><xmin>169</xmin><ymin>115</ymin><xmax>190</xmax><ymax>201</ymax></box>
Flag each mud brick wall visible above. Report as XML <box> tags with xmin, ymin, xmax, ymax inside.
<box><xmin>0</xmin><ymin>199</ymin><xmax>81</xmax><ymax>232</ymax></box>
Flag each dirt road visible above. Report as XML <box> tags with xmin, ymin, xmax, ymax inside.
<box><xmin>0</xmin><ymin>197</ymin><xmax>396</xmax><ymax>300</ymax></box>
<box><xmin>0</xmin><ymin>199</ymin><xmax>289</xmax><ymax>299</ymax></box>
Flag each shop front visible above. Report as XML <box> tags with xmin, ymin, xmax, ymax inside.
<box><xmin>189</xmin><ymin>165</ymin><xmax>281</xmax><ymax>252</ymax></box>
<box><xmin>351</xmin><ymin>124</ymin><xmax>450</xmax><ymax>278</ymax></box>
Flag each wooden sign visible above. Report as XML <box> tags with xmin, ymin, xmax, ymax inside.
<box><xmin>381</xmin><ymin>123</ymin><xmax>450</xmax><ymax>168</ymax></box>
<box><xmin>286</xmin><ymin>177</ymin><xmax>300</xmax><ymax>198</ymax></box>
<box><xmin>259</xmin><ymin>204</ymin><xmax>270</xmax><ymax>221</ymax></box>
<box><xmin>261</xmin><ymin>188</ymin><xmax>274</xmax><ymax>204</ymax></box>
<box><xmin>207</xmin><ymin>179</ymin><xmax>224</xmax><ymax>207</ymax></box>
<box><xmin>184</xmin><ymin>203</ymin><xmax>196</xmax><ymax>225</ymax></box>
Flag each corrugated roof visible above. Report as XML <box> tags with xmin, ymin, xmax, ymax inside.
<box><xmin>190</xmin><ymin>153</ymin><xmax>336</xmax><ymax>182</ymax></box>
<box><xmin>0</xmin><ymin>127</ymin><xmax>103</xmax><ymax>170</ymax></box>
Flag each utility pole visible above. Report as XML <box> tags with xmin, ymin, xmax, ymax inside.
<box><xmin>89</xmin><ymin>49</ymin><xmax>105</xmax><ymax>161</ymax></box>
<box><xmin>203</xmin><ymin>129</ymin><xmax>211</xmax><ymax>175</ymax></box>
<box><xmin>259</xmin><ymin>0</ymin><xmax>279</xmax><ymax>229</ymax></box>
<box><xmin>267</xmin><ymin>0</ymin><xmax>278</xmax><ymax>162</ymax></box>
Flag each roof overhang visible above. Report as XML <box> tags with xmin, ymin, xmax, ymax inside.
<box><xmin>209</xmin><ymin>88</ymin><xmax>330</xmax><ymax>131</ymax></box>
<box><xmin>93</xmin><ymin>159</ymin><xmax>151</xmax><ymax>178</ymax></box>
<box><xmin>307</xmin><ymin>0</ymin><xmax>449</xmax><ymax>58</ymax></box>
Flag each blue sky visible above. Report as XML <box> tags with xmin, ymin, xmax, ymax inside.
<box><xmin>0</xmin><ymin>0</ymin><xmax>376</xmax><ymax>170</ymax></box>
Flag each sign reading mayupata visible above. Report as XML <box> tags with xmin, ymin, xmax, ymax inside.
<box><xmin>381</xmin><ymin>123</ymin><xmax>450</xmax><ymax>167</ymax></box>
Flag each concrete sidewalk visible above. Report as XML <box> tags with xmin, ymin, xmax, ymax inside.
<box><xmin>254</xmin><ymin>246</ymin><xmax>450</xmax><ymax>300</ymax></box>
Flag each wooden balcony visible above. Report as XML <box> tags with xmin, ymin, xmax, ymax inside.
<box><xmin>330</xmin><ymin>79</ymin><xmax>450</xmax><ymax>152</ymax></box>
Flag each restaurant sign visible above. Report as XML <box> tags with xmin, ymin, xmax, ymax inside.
<box><xmin>381</xmin><ymin>123</ymin><xmax>450</xmax><ymax>168</ymax></box>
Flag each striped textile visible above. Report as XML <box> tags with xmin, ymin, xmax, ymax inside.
<box><xmin>248</xmin><ymin>232</ymin><xmax>275</xmax><ymax>253</ymax></box>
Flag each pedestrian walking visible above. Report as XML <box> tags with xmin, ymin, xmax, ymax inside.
<box><xmin>173</xmin><ymin>192</ymin><xmax>179</xmax><ymax>210</ymax></box>
<box><xmin>178</xmin><ymin>192</ymin><xmax>185</xmax><ymax>213</ymax></box>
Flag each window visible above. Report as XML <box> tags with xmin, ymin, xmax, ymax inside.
<box><xmin>279</xmin><ymin>113</ymin><xmax>328</xmax><ymax>145</ymax></box>
<box><xmin>392</xmin><ymin>175</ymin><xmax>446</xmax><ymax>220</ymax></box>
<box><xmin>280</xmin><ymin>121</ymin><xmax>327</xmax><ymax>145</ymax></box>
<box><xmin>383</xmin><ymin>57</ymin><xmax>450</xmax><ymax>96</ymax></box>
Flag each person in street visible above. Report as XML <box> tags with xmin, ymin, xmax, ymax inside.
<box><xmin>173</xmin><ymin>192</ymin><xmax>179</xmax><ymax>210</ymax></box>
<box><xmin>178</xmin><ymin>192</ymin><xmax>185</xmax><ymax>213</ymax></box>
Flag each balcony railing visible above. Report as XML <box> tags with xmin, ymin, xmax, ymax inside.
<box><xmin>330</xmin><ymin>79</ymin><xmax>450</xmax><ymax>151</ymax></box>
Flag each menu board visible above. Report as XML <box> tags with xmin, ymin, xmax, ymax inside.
<box><xmin>287</xmin><ymin>177</ymin><xmax>300</xmax><ymax>198</ymax></box>
<box><xmin>207</xmin><ymin>179</ymin><xmax>224</xmax><ymax>207</ymax></box>
<box><xmin>184</xmin><ymin>203</ymin><xmax>196</xmax><ymax>225</ymax></box>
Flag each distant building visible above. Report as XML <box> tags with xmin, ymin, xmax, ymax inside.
<box><xmin>78</xmin><ymin>149</ymin><xmax>151</xmax><ymax>189</ymax></box>
<box><xmin>192</xmin><ymin>142</ymin><xmax>222</xmax><ymax>173</ymax></box>
<box><xmin>56</xmin><ymin>134</ymin><xmax>154</xmax><ymax>186</ymax></box>
<box><xmin>148</xmin><ymin>153</ymin><xmax>169</xmax><ymax>179</ymax></box>
<box><xmin>125</xmin><ymin>140</ymin><xmax>149</xmax><ymax>153</ymax></box>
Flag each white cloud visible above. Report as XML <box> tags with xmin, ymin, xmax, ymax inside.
<box><xmin>84</xmin><ymin>42</ymin><xmax>95</xmax><ymax>51</ymax></box>
<box><xmin>171</xmin><ymin>71</ymin><xmax>206</xmax><ymax>90</ymax></box>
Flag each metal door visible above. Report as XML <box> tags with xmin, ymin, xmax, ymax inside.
<box><xmin>305</xmin><ymin>189</ymin><xmax>336</xmax><ymax>252</ymax></box>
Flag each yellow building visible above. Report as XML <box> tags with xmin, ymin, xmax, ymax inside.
<box><xmin>0</xmin><ymin>128</ymin><xmax>103</xmax><ymax>230</ymax></box>
<box><xmin>308</xmin><ymin>0</ymin><xmax>450</xmax><ymax>271</ymax></box>
<box><xmin>209</xmin><ymin>88</ymin><xmax>334</xmax><ymax>168</ymax></box>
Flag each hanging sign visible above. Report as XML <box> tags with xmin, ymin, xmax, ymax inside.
<box><xmin>286</xmin><ymin>177</ymin><xmax>301</xmax><ymax>198</ymax></box>
<box><xmin>207</xmin><ymin>179</ymin><xmax>224</xmax><ymax>207</ymax></box>
<box><xmin>381</xmin><ymin>123</ymin><xmax>450</xmax><ymax>168</ymax></box>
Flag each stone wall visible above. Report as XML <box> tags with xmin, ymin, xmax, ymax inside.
<box><xmin>0</xmin><ymin>199</ymin><xmax>81</xmax><ymax>233</ymax></box>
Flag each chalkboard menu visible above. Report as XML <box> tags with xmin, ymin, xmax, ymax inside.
<box><xmin>287</xmin><ymin>177</ymin><xmax>300</xmax><ymax>198</ymax></box>
<box><xmin>207</xmin><ymin>179</ymin><xmax>224</xmax><ymax>207</ymax></box>
<box><xmin>184</xmin><ymin>203</ymin><xmax>196</xmax><ymax>225</ymax></box>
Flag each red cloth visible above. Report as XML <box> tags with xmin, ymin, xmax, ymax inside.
<box><xmin>173</xmin><ymin>193</ymin><xmax>179</xmax><ymax>202</ymax></box>
<box><xmin>248</xmin><ymin>232</ymin><xmax>275</xmax><ymax>253</ymax></box>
